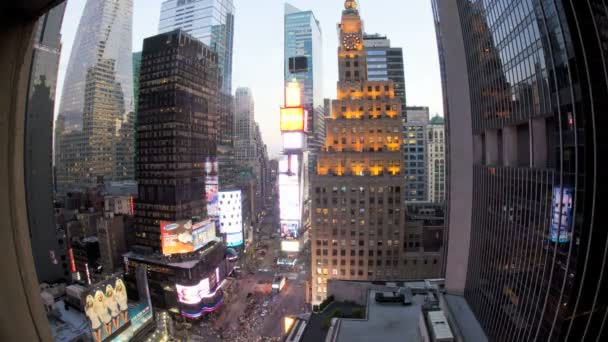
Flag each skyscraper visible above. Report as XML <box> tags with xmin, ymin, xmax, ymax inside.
<box><xmin>434</xmin><ymin>0</ymin><xmax>608</xmax><ymax>340</ymax></box>
<box><xmin>363</xmin><ymin>34</ymin><xmax>406</xmax><ymax>117</ymax></box>
<box><xmin>134</xmin><ymin>30</ymin><xmax>219</xmax><ymax>251</ymax></box>
<box><xmin>311</xmin><ymin>0</ymin><xmax>406</xmax><ymax>305</ymax></box>
<box><xmin>404</xmin><ymin>106</ymin><xmax>429</xmax><ymax>202</ymax></box>
<box><xmin>234</xmin><ymin>87</ymin><xmax>256</xmax><ymax>163</ymax></box>
<box><xmin>26</xmin><ymin>3</ymin><xmax>68</xmax><ymax>283</ymax></box>
<box><xmin>55</xmin><ymin>0</ymin><xmax>134</xmax><ymax>194</ymax></box>
<box><xmin>284</xmin><ymin>3</ymin><xmax>324</xmax><ymax>176</ymax></box>
<box><xmin>158</xmin><ymin>0</ymin><xmax>234</xmax><ymax>94</ymax></box>
<box><xmin>427</xmin><ymin>115</ymin><xmax>445</xmax><ymax>203</ymax></box>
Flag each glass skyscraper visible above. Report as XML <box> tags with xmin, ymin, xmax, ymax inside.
<box><xmin>284</xmin><ymin>3</ymin><xmax>324</xmax><ymax>174</ymax></box>
<box><xmin>434</xmin><ymin>0</ymin><xmax>608</xmax><ymax>340</ymax></box>
<box><xmin>158</xmin><ymin>0</ymin><xmax>234</xmax><ymax>94</ymax></box>
<box><xmin>55</xmin><ymin>0</ymin><xmax>134</xmax><ymax>194</ymax></box>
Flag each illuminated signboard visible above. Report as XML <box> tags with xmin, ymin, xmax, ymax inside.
<box><xmin>205</xmin><ymin>157</ymin><xmax>220</xmax><ymax>217</ymax></box>
<box><xmin>282</xmin><ymin>132</ymin><xmax>306</xmax><ymax>150</ymax></box>
<box><xmin>280</xmin><ymin>107</ymin><xmax>306</xmax><ymax>132</ymax></box>
<box><xmin>226</xmin><ymin>231</ymin><xmax>244</xmax><ymax>247</ymax></box>
<box><xmin>84</xmin><ymin>277</ymin><xmax>130</xmax><ymax>342</ymax></box>
<box><xmin>279</xmin><ymin>173</ymin><xmax>301</xmax><ymax>221</ymax></box>
<box><xmin>550</xmin><ymin>186</ymin><xmax>573</xmax><ymax>243</ymax></box>
<box><xmin>160</xmin><ymin>220</ymin><xmax>194</xmax><ymax>255</ymax></box>
<box><xmin>281</xmin><ymin>240</ymin><xmax>301</xmax><ymax>252</ymax></box>
<box><xmin>176</xmin><ymin>278</ymin><xmax>211</xmax><ymax>305</ymax></box>
<box><xmin>281</xmin><ymin>221</ymin><xmax>299</xmax><ymax>239</ymax></box>
<box><xmin>285</xmin><ymin>80</ymin><xmax>302</xmax><ymax>107</ymax></box>
<box><xmin>219</xmin><ymin>191</ymin><xmax>242</xmax><ymax>234</ymax></box>
<box><xmin>192</xmin><ymin>220</ymin><xmax>217</xmax><ymax>251</ymax></box>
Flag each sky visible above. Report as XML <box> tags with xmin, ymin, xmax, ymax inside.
<box><xmin>56</xmin><ymin>0</ymin><xmax>443</xmax><ymax>158</ymax></box>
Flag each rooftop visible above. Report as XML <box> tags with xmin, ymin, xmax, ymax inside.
<box><xmin>333</xmin><ymin>290</ymin><xmax>423</xmax><ymax>342</ymax></box>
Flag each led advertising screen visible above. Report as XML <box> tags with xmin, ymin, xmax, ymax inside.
<box><xmin>280</xmin><ymin>107</ymin><xmax>306</xmax><ymax>132</ymax></box>
<box><xmin>226</xmin><ymin>231</ymin><xmax>244</xmax><ymax>247</ymax></box>
<box><xmin>205</xmin><ymin>157</ymin><xmax>220</xmax><ymax>217</ymax></box>
<box><xmin>192</xmin><ymin>220</ymin><xmax>217</xmax><ymax>251</ymax></box>
<box><xmin>84</xmin><ymin>277</ymin><xmax>130</xmax><ymax>342</ymax></box>
<box><xmin>281</xmin><ymin>240</ymin><xmax>301</xmax><ymax>253</ymax></box>
<box><xmin>160</xmin><ymin>220</ymin><xmax>194</xmax><ymax>255</ymax></box>
<box><xmin>281</xmin><ymin>221</ymin><xmax>300</xmax><ymax>238</ymax></box>
<box><xmin>550</xmin><ymin>186</ymin><xmax>573</xmax><ymax>243</ymax></box>
<box><xmin>282</xmin><ymin>132</ymin><xmax>306</xmax><ymax>150</ymax></box>
<box><xmin>176</xmin><ymin>278</ymin><xmax>211</xmax><ymax>305</ymax></box>
<box><xmin>279</xmin><ymin>173</ymin><xmax>301</xmax><ymax>221</ymax></box>
<box><xmin>219</xmin><ymin>191</ymin><xmax>242</xmax><ymax>234</ymax></box>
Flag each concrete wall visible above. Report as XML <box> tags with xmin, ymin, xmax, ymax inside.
<box><xmin>435</xmin><ymin>0</ymin><xmax>474</xmax><ymax>295</ymax></box>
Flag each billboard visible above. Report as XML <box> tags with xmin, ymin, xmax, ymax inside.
<box><xmin>160</xmin><ymin>220</ymin><xmax>194</xmax><ymax>255</ymax></box>
<box><xmin>279</xmin><ymin>173</ymin><xmax>301</xmax><ymax>221</ymax></box>
<box><xmin>219</xmin><ymin>191</ymin><xmax>242</xmax><ymax>234</ymax></box>
<box><xmin>176</xmin><ymin>278</ymin><xmax>211</xmax><ymax>305</ymax></box>
<box><xmin>192</xmin><ymin>220</ymin><xmax>217</xmax><ymax>251</ymax></box>
<box><xmin>281</xmin><ymin>221</ymin><xmax>300</xmax><ymax>239</ymax></box>
<box><xmin>281</xmin><ymin>107</ymin><xmax>306</xmax><ymax>132</ymax></box>
<box><xmin>205</xmin><ymin>157</ymin><xmax>220</xmax><ymax>217</ymax></box>
<box><xmin>550</xmin><ymin>186</ymin><xmax>573</xmax><ymax>243</ymax></box>
<box><xmin>281</xmin><ymin>240</ymin><xmax>301</xmax><ymax>252</ymax></box>
<box><xmin>226</xmin><ymin>231</ymin><xmax>244</xmax><ymax>247</ymax></box>
<box><xmin>84</xmin><ymin>277</ymin><xmax>130</xmax><ymax>342</ymax></box>
<box><xmin>282</xmin><ymin>132</ymin><xmax>306</xmax><ymax>150</ymax></box>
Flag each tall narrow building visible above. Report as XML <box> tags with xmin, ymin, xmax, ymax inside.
<box><xmin>134</xmin><ymin>30</ymin><xmax>219</xmax><ymax>251</ymax></box>
<box><xmin>427</xmin><ymin>115</ymin><xmax>445</xmax><ymax>204</ymax></box>
<box><xmin>284</xmin><ymin>3</ymin><xmax>324</xmax><ymax>176</ymax></box>
<box><xmin>434</xmin><ymin>0</ymin><xmax>608</xmax><ymax>340</ymax></box>
<box><xmin>234</xmin><ymin>87</ymin><xmax>256</xmax><ymax>163</ymax></box>
<box><xmin>55</xmin><ymin>0</ymin><xmax>134</xmax><ymax>195</ymax></box>
<box><xmin>311</xmin><ymin>0</ymin><xmax>406</xmax><ymax>305</ymax></box>
<box><xmin>404</xmin><ymin>106</ymin><xmax>429</xmax><ymax>202</ymax></box>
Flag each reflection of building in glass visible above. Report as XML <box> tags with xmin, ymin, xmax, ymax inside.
<box><xmin>404</xmin><ymin>106</ymin><xmax>429</xmax><ymax>202</ymax></box>
<box><xmin>427</xmin><ymin>115</ymin><xmax>445</xmax><ymax>203</ymax></box>
<box><xmin>311</xmin><ymin>1</ymin><xmax>408</xmax><ymax>305</ymax></box>
<box><xmin>134</xmin><ymin>30</ymin><xmax>219</xmax><ymax>252</ymax></box>
<box><xmin>284</xmin><ymin>3</ymin><xmax>324</xmax><ymax>177</ymax></box>
<box><xmin>434</xmin><ymin>0</ymin><xmax>608</xmax><ymax>340</ymax></box>
<box><xmin>25</xmin><ymin>3</ymin><xmax>69</xmax><ymax>284</ymax></box>
<box><xmin>55</xmin><ymin>0</ymin><xmax>135</xmax><ymax>194</ymax></box>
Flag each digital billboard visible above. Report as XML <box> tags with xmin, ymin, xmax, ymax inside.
<box><xmin>192</xmin><ymin>220</ymin><xmax>217</xmax><ymax>251</ymax></box>
<box><xmin>281</xmin><ymin>240</ymin><xmax>301</xmax><ymax>253</ymax></box>
<box><xmin>550</xmin><ymin>186</ymin><xmax>573</xmax><ymax>243</ymax></box>
<box><xmin>281</xmin><ymin>221</ymin><xmax>300</xmax><ymax>238</ymax></box>
<box><xmin>84</xmin><ymin>277</ymin><xmax>130</xmax><ymax>342</ymax></box>
<box><xmin>176</xmin><ymin>278</ymin><xmax>211</xmax><ymax>305</ymax></box>
<box><xmin>279</xmin><ymin>173</ymin><xmax>301</xmax><ymax>221</ymax></box>
<box><xmin>282</xmin><ymin>132</ymin><xmax>306</xmax><ymax>150</ymax></box>
<box><xmin>160</xmin><ymin>220</ymin><xmax>194</xmax><ymax>255</ymax></box>
<box><xmin>205</xmin><ymin>157</ymin><xmax>220</xmax><ymax>217</ymax></box>
<box><xmin>226</xmin><ymin>231</ymin><xmax>244</xmax><ymax>247</ymax></box>
<box><xmin>219</xmin><ymin>191</ymin><xmax>242</xmax><ymax>234</ymax></box>
<box><xmin>281</xmin><ymin>107</ymin><xmax>306</xmax><ymax>132</ymax></box>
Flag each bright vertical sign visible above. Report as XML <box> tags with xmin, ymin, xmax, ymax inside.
<box><xmin>285</xmin><ymin>81</ymin><xmax>302</xmax><ymax>107</ymax></box>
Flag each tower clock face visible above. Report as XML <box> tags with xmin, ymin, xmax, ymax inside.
<box><xmin>342</xmin><ymin>33</ymin><xmax>361</xmax><ymax>51</ymax></box>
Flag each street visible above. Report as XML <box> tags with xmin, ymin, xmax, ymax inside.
<box><xmin>182</xmin><ymin>209</ymin><xmax>311</xmax><ymax>341</ymax></box>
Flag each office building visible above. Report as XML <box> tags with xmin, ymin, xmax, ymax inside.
<box><xmin>284</xmin><ymin>3</ymin><xmax>324</xmax><ymax>175</ymax></box>
<box><xmin>25</xmin><ymin>3</ymin><xmax>68</xmax><ymax>284</ymax></box>
<box><xmin>55</xmin><ymin>0</ymin><xmax>135</xmax><ymax>194</ymax></box>
<box><xmin>434</xmin><ymin>0</ymin><xmax>608</xmax><ymax>340</ymax></box>
<box><xmin>234</xmin><ymin>87</ymin><xmax>256</xmax><ymax>162</ymax></box>
<box><xmin>427</xmin><ymin>116</ymin><xmax>445</xmax><ymax>203</ymax></box>
<box><xmin>158</xmin><ymin>0</ymin><xmax>234</xmax><ymax>94</ymax></box>
<box><xmin>363</xmin><ymin>34</ymin><xmax>406</xmax><ymax>117</ymax></box>
<box><xmin>132</xmin><ymin>51</ymin><xmax>142</xmax><ymax>112</ymax></box>
<box><xmin>96</xmin><ymin>214</ymin><xmax>127</xmax><ymax>275</ymax></box>
<box><xmin>404</xmin><ymin>106</ymin><xmax>429</xmax><ymax>202</ymax></box>
<box><xmin>134</xmin><ymin>29</ymin><xmax>219</xmax><ymax>251</ymax></box>
<box><xmin>311</xmin><ymin>0</ymin><xmax>406</xmax><ymax>305</ymax></box>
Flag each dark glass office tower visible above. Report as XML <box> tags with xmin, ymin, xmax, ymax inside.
<box><xmin>435</xmin><ymin>0</ymin><xmax>608</xmax><ymax>341</ymax></box>
<box><xmin>134</xmin><ymin>30</ymin><xmax>219</xmax><ymax>251</ymax></box>
<box><xmin>25</xmin><ymin>3</ymin><xmax>68</xmax><ymax>283</ymax></box>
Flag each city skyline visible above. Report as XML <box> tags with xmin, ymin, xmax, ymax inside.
<box><xmin>55</xmin><ymin>0</ymin><xmax>443</xmax><ymax>157</ymax></box>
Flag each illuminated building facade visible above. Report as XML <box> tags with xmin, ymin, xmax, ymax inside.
<box><xmin>434</xmin><ymin>0</ymin><xmax>608</xmax><ymax>340</ymax></box>
<box><xmin>310</xmin><ymin>0</ymin><xmax>407</xmax><ymax>304</ymax></box>
<box><xmin>134</xmin><ymin>29</ymin><xmax>218</xmax><ymax>251</ymax></box>
<box><xmin>55</xmin><ymin>0</ymin><xmax>135</xmax><ymax>194</ymax></box>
